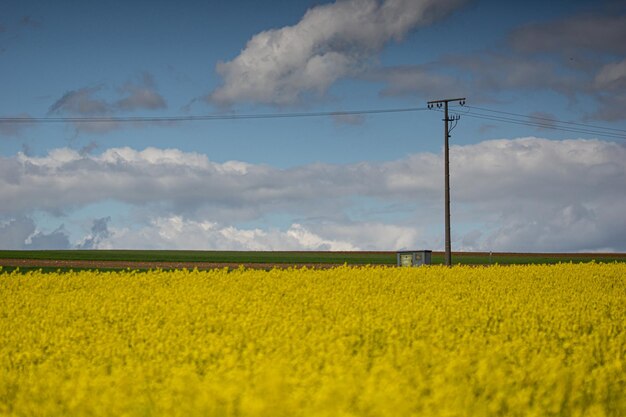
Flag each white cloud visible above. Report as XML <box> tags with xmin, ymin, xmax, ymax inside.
<box><xmin>209</xmin><ymin>0</ymin><xmax>467</xmax><ymax>105</ymax></box>
<box><xmin>1</xmin><ymin>137</ymin><xmax>625</xmax><ymax>251</ymax></box>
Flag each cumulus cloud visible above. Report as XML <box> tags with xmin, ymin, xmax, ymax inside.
<box><xmin>209</xmin><ymin>0</ymin><xmax>467</xmax><ymax>105</ymax></box>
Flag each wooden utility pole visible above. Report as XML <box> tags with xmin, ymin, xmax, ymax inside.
<box><xmin>427</xmin><ymin>97</ymin><xmax>465</xmax><ymax>266</ymax></box>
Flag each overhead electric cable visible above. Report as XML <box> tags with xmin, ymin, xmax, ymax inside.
<box><xmin>437</xmin><ymin>108</ymin><xmax>626</xmax><ymax>140</ymax></box>
<box><xmin>461</xmin><ymin>113</ymin><xmax>626</xmax><ymax>140</ymax></box>
<box><xmin>0</xmin><ymin>106</ymin><xmax>428</xmax><ymax>124</ymax></box>
<box><xmin>463</xmin><ymin>105</ymin><xmax>626</xmax><ymax>134</ymax></box>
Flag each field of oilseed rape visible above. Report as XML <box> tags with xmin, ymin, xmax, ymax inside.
<box><xmin>1</xmin><ymin>264</ymin><xmax>625</xmax><ymax>417</ymax></box>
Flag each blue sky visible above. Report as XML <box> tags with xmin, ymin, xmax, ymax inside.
<box><xmin>1</xmin><ymin>0</ymin><xmax>625</xmax><ymax>252</ymax></box>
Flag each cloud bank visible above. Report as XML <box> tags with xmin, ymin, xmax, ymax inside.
<box><xmin>210</xmin><ymin>0</ymin><xmax>467</xmax><ymax>105</ymax></box>
<box><xmin>1</xmin><ymin>137</ymin><xmax>625</xmax><ymax>252</ymax></box>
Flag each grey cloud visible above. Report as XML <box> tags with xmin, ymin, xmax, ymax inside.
<box><xmin>19</xmin><ymin>16</ymin><xmax>42</xmax><ymax>28</ymax></box>
<box><xmin>0</xmin><ymin>113</ymin><xmax>34</xmax><ymax>137</ymax></box>
<box><xmin>332</xmin><ymin>113</ymin><xmax>366</xmax><ymax>126</ymax></box>
<box><xmin>375</xmin><ymin>65</ymin><xmax>468</xmax><ymax>99</ymax></box>
<box><xmin>77</xmin><ymin>217</ymin><xmax>111</xmax><ymax>249</ymax></box>
<box><xmin>21</xmin><ymin>143</ymin><xmax>33</xmax><ymax>157</ymax></box>
<box><xmin>48</xmin><ymin>86</ymin><xmax>109</xmax><ymax>116</ymax></box>
<box><xmin>594</xmin><ymin>59</ymin><xmax>626</xmax><ymax>91</ymax></box>
<box><xmin>0</xmin><ymin>217</ymin><xmax>70</xmax><ymax>250</ymax></box>
<box><xmin>589</xmin><ymin>58</ymin><xmax>626</xmax><ymax>121</ymax></box>
<box><xmin>504</xmin><ymin>11</ymin><xmax>626</xmax><ymax>121</ymax></box>
<box><xmin>509</xmin><ymin>13</ymin><xmax>626</xmax><ymax>56</ymax></box>
<box><xmin>79</xmin><ymin>141</ymin><xmax>99</xmax><ymax>156</ymax></box>
<box><xmin>591</xmin><ymin>93</ymin><xmax>626</xmax><ymax>122</ymax></box>
<box><xmin>450</xmin><ymin>54</ymin><xmax>578</xmax><ymax>95</ymax></box>
<box><xmin>478</xmin><ymin>124</ymin><xmax>498</xmax><ymax>134</ymax></box>
<box><xmin>49</xmin><ymin>74</ymin><xmax>167</xmax><ymax>116</ymax></box>
<box><xmin>375</xmin><ymin>9</ymin><xmax>626</xmax><ymax>120</ymax></box>
<box><xmin>372</xmin><ymin>53</ymin><xmax>581</xmax><ymax>104</ymax></box>
<box><xmin>482</xmin><ymin>202</ymin><xmax>626</xmax><ymax>253</ymax></box>
<box><xmin>527</xmin><ymin>112</ymin><xmax>558</xmax><ymax>131</ymax></box>
<box><xmin>460</xmin><ymin>229</ymin><xmax>482</xmax><ymax>251</ymax></box>
<box><xmin>27</xmin><ymin>226</ymin><xmax>71</xmax><ymax>250</ymax></box>
<box><xmin>115</xmin><ymin>72</ymin><xmax>166</xmax><ymax>111</ymax></box>
<box><xmin>47</xmin><ymin>73</ymin><xmax>168</xmax><ymax>133</ymax></box>
<box><xmin>0</xmin><ymin>217</ymin><xmax>37</xmax><ymax>249</ymax></box>
<box><xmin>451</xmin><ymin>53</ymin><xmax>583</xmax><ymax>101</ymax></box>
<box><xmin>210</xmin><ymin>0</ymin><xmax>468</xmax><ymax>105</ymax></box>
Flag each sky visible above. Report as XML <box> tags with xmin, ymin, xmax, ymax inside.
<box><xmin>1</xmin><ymin>0</ymin><xmax>626</xmax><ymax>252</ymax></box>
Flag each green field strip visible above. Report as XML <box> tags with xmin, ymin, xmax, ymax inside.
<box><xmin>0</xmin><ymin>250</ymin><xmax>624</xmax><ymax>267</ymax></box>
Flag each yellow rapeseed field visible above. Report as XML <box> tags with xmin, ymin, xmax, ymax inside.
<box><xmin>1</xmin><ymin>264</ymin><xmax>625</xmax><ymax>417</ymax></box>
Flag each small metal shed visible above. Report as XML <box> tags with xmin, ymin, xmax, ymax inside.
<box><xmin>396</xmin><ymin>250</ymin><xmax>432</xmax><ymax>267</ymax></box>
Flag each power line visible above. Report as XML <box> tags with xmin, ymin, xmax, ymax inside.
<box><xmin>461</xmin><ymin>112</ymin><xmax>626</xmax><ymax>140</ymax></box>
<box><xmin>0</xmin><ymin>106</ymin><xmax>428</xmax><ymax>124</ymax></box>
<box><xmin>464</xmin><ymin>105</ymin><xmax>626</xmax><ymax>134</ymax></box>
<box><xmin>438</xmin><ymin>107</ymin><xmax>626</xmax><ymax>140</ymax></box>
<box><xmin>3</xmin><ymin>103</ymin><xmax>624</xmax><ymax>140</ymax></box>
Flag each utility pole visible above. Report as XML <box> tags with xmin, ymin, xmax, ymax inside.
<box><xmin>427</xmin><ymin>97</ymin><xmax>465</xmax><ymax>267</ymax></box>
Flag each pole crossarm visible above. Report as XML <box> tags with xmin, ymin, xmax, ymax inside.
<box><xmin>427</xmin><ymin>98</ymin><xmax>466</xmax><ymax>106</ymax></box>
